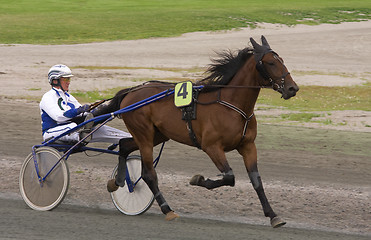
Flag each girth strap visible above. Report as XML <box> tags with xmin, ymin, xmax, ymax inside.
<box><xmin>186</xmin><ymin>120</ymin><xmax>202</xmax><ymax>149</ymax></box>
<box><xmin>181</xmin><ymin>90</ymin><xmax>202</xmax><ymax>149</ymax></box>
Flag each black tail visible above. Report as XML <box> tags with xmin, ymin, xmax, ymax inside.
<box><xmin>92</xmin><ymin>88</ymin><xmax>131</xmax><ymax>117</ymax></box>
<box><xmin>92</xmin><ymin>80</ymin><xmax>174</xmax><ymax>117</ymax></box>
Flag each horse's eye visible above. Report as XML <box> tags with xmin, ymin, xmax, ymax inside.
<box><xmin>267</xmin><ymin>62</ymin><xmax>275</xmax><ymax>66</ymax></box>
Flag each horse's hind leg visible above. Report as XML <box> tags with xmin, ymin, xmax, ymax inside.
<box><xmin>238</xmin><ymin>142</ymin><xmax>286</xmax><ymax>228</ymax></box>
<box><xmin>107</xmin><ymin>130</ymin><xmax>169</xmax><ymax>192</ymax></box>
<box><xmin>140</xmin><ymin>143</ymin><xmax>179</xmax><ymax>221</ymax></box>
<box><xmin>107</xmin><ymin>137</ymin><xmax>138</xmax><ymax>192</ymax></box>
<box><xmin>190</xmin><ymin>146</ymin><xmax>235</xmax><ymax>189</ymax></box>
<box><xmin>124</xmin><ymin>122</ymin><xmax>178</xmax><ymax>220</ymax></box>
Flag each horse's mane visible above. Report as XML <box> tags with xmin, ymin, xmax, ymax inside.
<box><xmin>197</xmin><ymin>47</ymin><xmax>254</xmax><ymax>87</ymax></box>
<box><xmin>97</xmin><ymin>49</ymin><xmax>254</xmax><ymax>115</ymax></box>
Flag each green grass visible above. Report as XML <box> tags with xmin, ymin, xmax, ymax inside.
<box><xmin>1</xmin><ymin>0</ymin><xmax>370</xmax><ymax>44</ymax></box>
<box><xmin>280</xmin><ymin>113</ymin><xmax>322</xmax><ymax>122</ymax></box>
<box><xmin>73</xmin><ymin>65</ymin><xmax>205</xmax><ymax>73</ymax></box>
<box><xmin>72</xmin><ymin>80</ymin><xmax>371</xmax><ymax>112</ymax></box>
<box><xmin>72</xmin><ymin>87</ymin><xmax>123</xmax><ymax>103</ymax></box>
<box><xmin>278</xmin><ymin>113</ymin><xmax>336</xmax><ymax>125</ymax></box>
<box><xmin>291</xmin><ymin>70</ymin><xmax>360</xmax><ymax>79</ymax></box>
<box><xmin>69</xmin><ymin>64</ymin><xmax>371</xmax><ymax>112</ymax></box>
<box><xmin>3</xmin><ymin>1</ymin><xmax>369</xmax><ymax>114</ymax></box>
<box><xmin>258</xmin><ymin>83</ymin><xmax>371</xmax><ymax>111</ymax></box>
<box><xmin>27</xmin><ymin>88</ymin><xmax>42</xmax><ymax>91</ymax></box>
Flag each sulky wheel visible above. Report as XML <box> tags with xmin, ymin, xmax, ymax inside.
<box><xmin>19</xmin><ymin>147</ymin><xmax>69</xmax><ymax>211</ymax></box>
<box><xmin>110</xmin><ymin>155</ymin><xmax>154</xmax><ymax>215</ymax></box>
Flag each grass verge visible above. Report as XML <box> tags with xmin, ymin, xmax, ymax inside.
<box><xmin>1</xmin><ymin>0</ymin><xmax>370</xmax><ymax>44</ymax></box>
<box><xmin>258</xmin><ymin>83</ymin><xmax>371</xmax><ymax>111</ymax></box>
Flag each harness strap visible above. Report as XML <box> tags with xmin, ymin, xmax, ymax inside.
<box><xmin>217</xmin><ymin>100</ymin><xmax>254</xmax><ymax>140</ymax></box>
<box><xmin>194</xmin><ymin>89</ymin><xmax>254</xmax><ymax>143</ymax></box>
<box><xmin>217</xmin><ymin>100</ymin><xmax>248</xmax><ymax>119</ymax></box>
<box><xmin>186</xmin><ymin>120</ymin><xmax>202</xmax><ymax>149</ymax></box>
<box><xmin>182</xmin><ymin>90</ymin><xmax>202</xmax><ymax>149</ymax></box>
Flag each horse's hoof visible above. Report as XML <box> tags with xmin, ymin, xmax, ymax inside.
<box><xmin>189</xmin><ymin>174</ymin><xmax>205</xmax><ymax>186</ymax></box>
<box><xmin>165</xmin><ymin>211</ymin><xmax>179</xmax><ymax>221</ymax></box>
<box><xmin>107</xmin><ymin>179</ymin><xmax>119</xmax><ymax>193</ymax></box>
<box><xmin>271</xmin><ymin>216</ymin><xmax>286</xmax><ymax>228</ymax></box>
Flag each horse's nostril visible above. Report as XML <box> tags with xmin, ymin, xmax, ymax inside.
<box><xmin>289</xmin><ymin>86</ymin><xmax>299</xmax><ymax>93</ymax></box>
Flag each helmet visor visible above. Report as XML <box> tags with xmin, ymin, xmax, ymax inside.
<box><xmin>61</xmin><ymin>73</ymin><xmax>73</xmax><ymax>78</ymax></box>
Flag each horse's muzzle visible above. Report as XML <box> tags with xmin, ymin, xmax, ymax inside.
<box><xmin>281</xmin><ymin>84</ymin><xmax>299</xmax><ymax>100</ymax></box>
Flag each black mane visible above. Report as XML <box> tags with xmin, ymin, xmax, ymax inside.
<box><xmin>99</xmin><ymin>49</ymin><xmax>254</xmax><ymax>115</ymax></box>
<box><xmin>197</xmin><ymin>47</ymin><xmax>254</xmax><ymax>86</ymax></box>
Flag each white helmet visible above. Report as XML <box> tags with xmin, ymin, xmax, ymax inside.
<box><xmin>48</xmin><ymin>64</ymin><xmax>73</xmax><ymax>85</ymax></box>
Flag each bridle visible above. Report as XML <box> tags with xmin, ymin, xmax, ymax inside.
<box><xmin>255</xmin><ymin>51</ymin><xmax>290</xmax><ymax>91</ymax></box>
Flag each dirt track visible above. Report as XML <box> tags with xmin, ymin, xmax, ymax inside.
<box><xmin>0</xmin><ymin>22</ymin><xmax>370</xmax><ymax>238</ymax></box>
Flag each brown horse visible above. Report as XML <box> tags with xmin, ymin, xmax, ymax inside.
<box><xmin>94</xmin><ymin>35</ymin><xmax>299</xmax><ymax>227</ymax></box>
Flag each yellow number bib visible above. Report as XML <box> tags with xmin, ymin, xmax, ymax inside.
<box><xmin>174</xmin><ymin>81</ymin><xmax>193</xmax><ymax>107</ymax></box>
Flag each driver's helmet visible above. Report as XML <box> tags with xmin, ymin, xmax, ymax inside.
<box><xmin>48</xmin><ymin>64</ymin><xmax>73</xmax><ymax>85</ymax></box>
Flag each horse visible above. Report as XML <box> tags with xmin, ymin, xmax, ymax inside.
<box><xmin>93</xmin><ymin>35</ymin><xmax>299</xmax><ymax>227</ymax></box>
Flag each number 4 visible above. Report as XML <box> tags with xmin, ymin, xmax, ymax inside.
<box><xmin>174</xmin><ymin>81</ymin><xmax>192</xmax><ymax>107</ymax></box>
<box><xmin>177</xmin><ymin>82</ymin><xmax>188</xmax><ymax>99</ymax></box>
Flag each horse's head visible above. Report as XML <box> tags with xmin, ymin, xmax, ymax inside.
<box><xmin>250</xmin><ymin>36</ymin><xmax>299</xmax><ymax>100</ymax></box>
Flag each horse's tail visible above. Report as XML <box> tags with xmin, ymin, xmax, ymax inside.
<box><xmin>92</xmin><ymin>88</ymin><xmax>131</xmax><ymax>117</ymax></box>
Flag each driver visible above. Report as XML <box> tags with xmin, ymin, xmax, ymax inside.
<box><xmin>40</xmin><ymin>64</ymin><xmax>131</xmax><ymax>144</ymax></box>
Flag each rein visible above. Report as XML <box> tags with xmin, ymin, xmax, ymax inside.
<box><xmin>90</xmin><ymin>82</ymin><xmax>270</xmax><ymax>112</ymax></box>
<box><xmin>88</xmin><ymin>97</ymin><xmax>114</xmax><ymax>111</ymax></box>
<box><xmin>128</xmin><ymin>82</ymin><xmax>269</xmax><ymax>90</ymax></box>
<box><xmin>201</xmin><ymin>84</ymin><xmax>270</xmax><ymax>89</ymax></box>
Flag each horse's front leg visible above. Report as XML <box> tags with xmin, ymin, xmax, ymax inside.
<box><xmin>190</xmin><ymin>146</ymin><xmax>235</xmax><ymax>189</ymax></box>
<box><xmin>238</xmin><ymin>142</ymin><xmax>286</xmax><ymax>228</ymax></box>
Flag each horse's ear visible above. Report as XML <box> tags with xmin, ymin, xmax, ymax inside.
<box><xmin>261</xmin><ymin>35</ymin><xmax>271</xmax><ymax>49</ymax></box>
<box><xmin>250</xmin><ymin>37</ymin><xmax>261</xmax><ymax>51</ymax></box>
